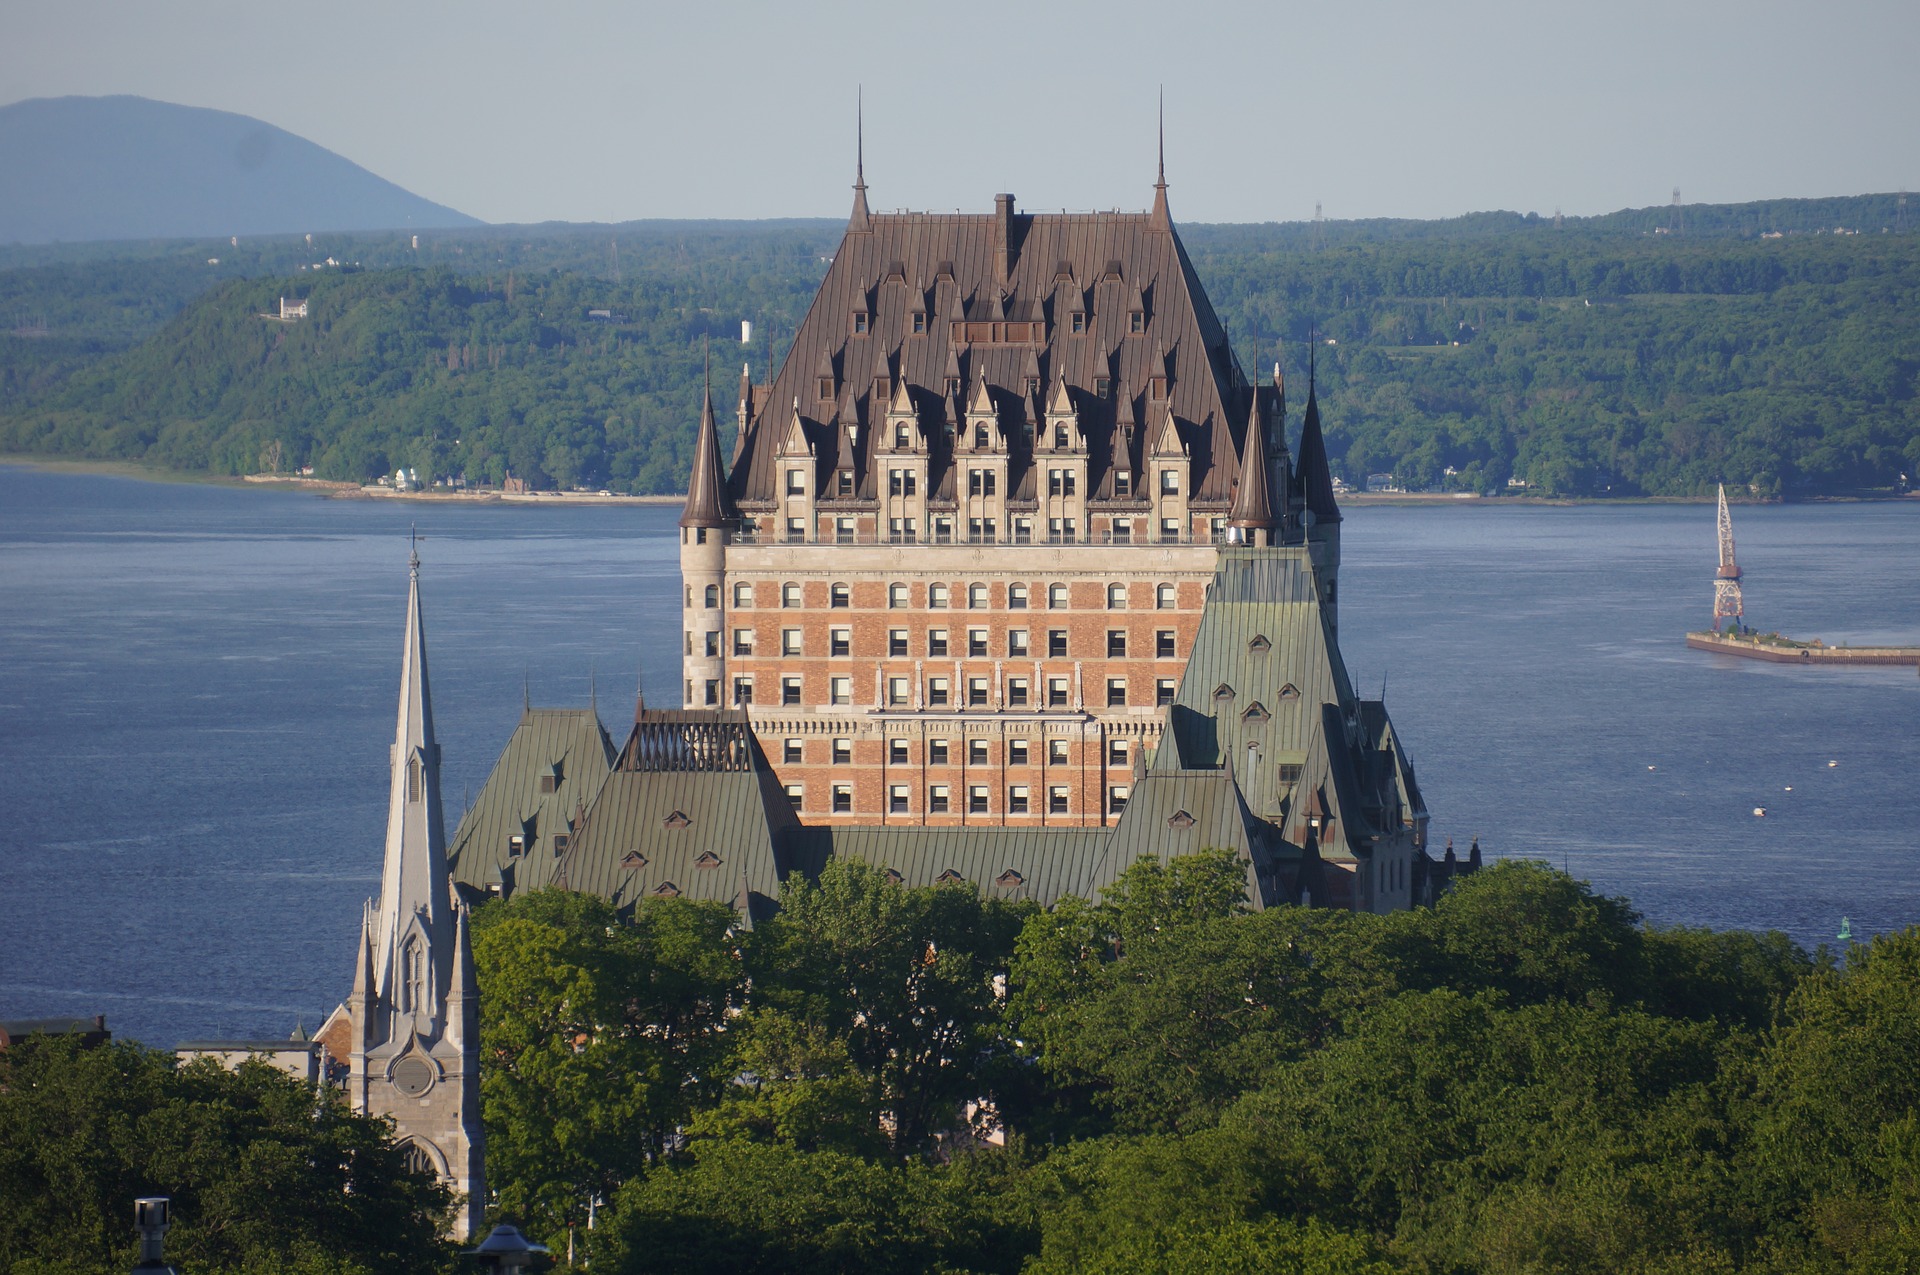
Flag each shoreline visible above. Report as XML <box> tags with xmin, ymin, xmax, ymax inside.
<box><xmin>6</xmin><ymin>456</ymin><xmax>1915</xmax><ymax>509</ymax></box>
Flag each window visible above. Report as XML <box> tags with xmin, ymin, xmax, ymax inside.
<box><xmin>1047</xmin><ymin>677</ymin><xmax>1069</xmax><ymax>707</ymax></box>
<box><xmin>929</xmin><ymin>739</ymin><xmax>950</xmax><ymax>765</ymax></box>
<box><xmin>785</xmin><ymin>783</ymin><xmax>804</xmax><ymax>810</ymax></box>
<box><xmin>1009</xmin><ymin>583</ymin><xmax>1028</xmax><ymax>609</ymax></box>
<box><xmin>894</xmin><ymin>424</ymin><xmax>910</xmax><ymax>449</ymax></box>
<box><xmin>733</xmin><ymin>582</ymin><xmax>753</xmax><ymax>607</ymax></box>
<box><xmin>782</xmin><ymin>676</ymin><xmax>802</xmax><ymax>706</ymax></box>
<box><xmin>888</xmin><ymin>676</ymin><xmax>910</xmax><ymax>706</ymax></box>
<box><xmin>1013</xmin><ymin>517</ymin><xmax>1033</xmax><ymax>543</ymax></box>
<box><xmin>1049</xmin><ymin>468</ymin><xmax>1077</xmax><ymax>496</ymax></box>
<box><xmin>785</xmin><ymin>518</ymin><xmax>806</xmax><ymax>542</ymax></box>
<box><xmin>928</xmin><ymin>677</ymin><xmax>949</xmax><ymax>707</ymax></box>
<box><xmin>784</xmin><ymin>467</ymin><xmax>807</xmax><ymax>498</ymax></box>
<box><xmin>1160</xmin><ymin>470</ymin><xmax>1179</xmax><ymax>494</ymax></box>
<box><xmin>1107</xmin><ymin>583</ymin><xmax>1127</xmax><ymax>609</ymax></box>
<box><xmin>1048</xmin><ymin>630</ymin><xmax>1068</xmax><ymax>658</ymax></box>
<box><xmin>968</xmin><ymin>583</ymin><xmax>988</xmax><ymax>609</ymax></box>
<box><xmin>973</xmin><ymin>425</ymin><xmax>989</xmax><ymax>448</ymax></box>
<box><xmin>912</xmin><ymin>311</ymin><xmax>928</xmax><ymax>334</ymax></box>
<box><xmin>733</xmin><ymin>677</ymin><xmax>753</xmax><ymax>705</ymax></box>
<box><xmin>830</xmin><ymin>628</ymin><xmax>851</xmax><ymax>657</ymax></box>
<box><xmin>967</xmin><ymin>517</ymin><xmax>997</xmax><ymax>543</ymax></box>
<box><xmin>889</xmin><ymin>582</ymin><xmax>909</xmax><ymax>608</ymax></box>
<box><xmin>1106</xmin><ymin>677</ymin><xmax>1128</xmax><ymax>707</ymax></box>
<box><xmin>889</xmin><ymin>469</ymin><xmax>917</xmax><ymax>496</ymax></box>
<box><xmin>1096</xmin><ymin>376</ymin><xmax>1112</xmax><ymax>398</ymax></box>
<box><xmin>1009</xmin><ymin>739</ymin><xmax>1030</xmax><ymax>765</ymax></box>
<box><xmin>1009</xmin><ymin>630</ymin><xmax>1029</xmax><ymax>657</ymax></box>
<box><xmin>1049</xmin><ymin>786</ymin><xmax>1070</xmax><ymax>814</ymax></box>
<box><xmin>928</xmin><ymin>628</ymin><xmax>949</xmax><ymax>656</ymax></box>
<box><xmin>830</xmin><ymin>583</ymin><xmax>850</xmax><ymax>608</ymax></box>
<box><xmin>834</xmin><ymin>516</ymin><xmax>854</xmax><ymax>543</ymax></box>
<box><xmin>704</xmin><ymin>679</ymin><xmax>719</xmax><ymax>706</ymax></box>
<box><xmin>832</xmin><ymin>738</ymin><xmax>852</xmax><ymax>765</ymax></box>
<box><xmin>889</xmin><ymin>738</ymin><xmax>909</xmax><ymax>765</ymax></box>
<box><xmin>1107</xmin><ymin>629</ymin><xmax>1127</xmax><ymax>657</ymax></box>
<box><xmin>887</xmin><ymin>629</ymin><xmax>909</xmax><ymax>657</ymax></box>
<box><xmin>1009</xmin><ymin>785</ymin><xmax>1030</xmax><ymax>814</ymax></box>
<box><xmin>968</xmin><ymin>739</ymin><xmax>989</xmax><ymax>766</ymax></box>
<box><xmin>684</xmin><ymin>630</ymin><xmax>693</xmax><ymax>656</ymax></box>
<box><xmin>930</xmin><ymin>784</ymin><xmax>950</xmax><ymax>812</ymax></box>
<box><xmin>1156</xmin><ymin>583</ymin><xmax>1176</xmax><ymax>609</ymax></box>
<box><xmin>1049</xmin><ymin>739</ymin><xmax>1070</xmax><ymax>765</ymax></box>
<box><xmin>830</xmin><ymin>677</ymin><xmax>852</xmax><ymax>706</ymax></box>
<box><xmin>853</xmin><ymin>311</ymin><xmax>869</xmax><ymax>334</ymax></box>
<box><xmin>1069</xmin><ymin>311</ymin><xmax>1086</xmax><ymax>334</ymax></box>
<box><xmin>733</xmin><ymin>628</ymin><xmax>754</xmax><ymax>656</ymax></box>
<box><xmin>890</xmin><ymin>785</ymin><xmax>910</xmax><ymax>813</ymax></box>
<box><xmin>929</xmin><ymin>583</ymin><xmax>949</xmax><ymax>608</ymax></box>
<box><xmin>1112</xmin><ymin>519</ymin><xmax>1133</xmax><ymax>543</ymax></box>
<box><xmin>832</xmin><ymin>784</ymin><xmax>852</xmax><ymax>813</ymax></box>
<box><xmin>782</xmin><ymin>629</ymin><xmax>802</xmax><ymax>655</ymax></box>
<box><xmin>1114</xmin><ymin>471</ymin><xmax>1132</xmax><ymax>497</ymax></box>
<box><xmin>1157</xmin><ymin>629</ymin><xmax>1176</xmax><ymax>658</ymax></box>
<box><xmin>1129</xmin><ymin>309</ymin><xmax>1145</xmax><ymax>334</ymax></box>
<box><xmin>784</xmin><ymin>738</ymin><xmax>804</xmax><ymax>764</ymax></box>
<box><xmin>1160</xmin><ymin>519</ymin><xmax>1181</xmax><ymax>541</ymax></box>
<box><xmin>704</xmin><ymin>584</ymin><xmax>719</xmax><ymax>608</ymax></box>
<box><xmin>968</xmin><ymin>677</ymin><xmax>988</xmax><ymax>707</ymax></box>
<box><xmin>1278</xmin><ymin>762</ymin><xmax>1304</xmax><ymax>787</ymax></box>
<box><xmin>1156</xmin><ymin>678</ymin><xmax>1176</xmax><ymax>706</ymax></box>
<box><xmin>1109</xmin><ymin>784</ymin><xmax>1131</xmax><ymax>813</ymax></box>
<box><xmin>686</xmin><ymin>585</ymin><xmax>693</xmax><ymax>608</ymax></box>
<box><xmin>968</xmin><ymin>628</ymin><xmax>989</xmax><ymax>657</ymax></box>
<box><xmin>968</xmin><ymin>786</ymin><xmax>990</xmax><ymax>814</ymax></box>
<box><xmin>1008</xmin><ymin>677</ymin><xmax>1029</xmax><ymax>707</ymax></box>
<box><xmin>933</xmin><ymin>517</ymin><xmax>954</xmax><ymax>543</ymax></box>
<box><xmin>1048</xmin><ymin>583</ymin><xmax>1068</xmax><ymax>608</ymax></box>
<box><xmin>1108</xmin><ymin>738</ymin><xmax>1130</xmax><ymax>768</ymax></box>
<box><xmin>705</xmin><ymin>631</ymin><xmax>721</xmax><ymax>657</ymax></box>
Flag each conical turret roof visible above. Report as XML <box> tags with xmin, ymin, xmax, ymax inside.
<box><xmin>1229</xmin><ymin>393</ymin><xmax>1277</xmax><ymax>530</ymax></box>
<box><xmin>1294</xmin><ymin>357</ymin><xmax>1341</xmax><ymax>523</ymax></box>
<box><xmin>680</xmin><ymin>368</ymin><xmax>736</xmax><ymax>529</ymax></box>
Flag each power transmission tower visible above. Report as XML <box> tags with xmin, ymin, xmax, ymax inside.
<box><xmin>1713</xmin><ymin>483</ymin><xmax>1744</xmax><ymax>631</ymax></box>
<box><xmin>1669</xmin><ymin>187</ymin><xmax>1683</xmax><ymax>234</ymax></box>
<box><xmin>1312</xmin><ymin>200</ymin><xmax>1324</xmax><ymax>252</ymax></box>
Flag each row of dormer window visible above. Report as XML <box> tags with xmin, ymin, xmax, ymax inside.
<box><xmin>787</xmin><ymin>468</ymin><xmax>1169</xmax><ymax>498</ymax></box>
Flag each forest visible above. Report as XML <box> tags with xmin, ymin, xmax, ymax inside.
<box><xmin>0</xmin><ymin>194</ymin><xmax>1916</xmax><ymax>498</ymax></box>
<box><xmin>6</xmin><ymin>855</ymin><xmax>1919</xmax><ymax>1275</ymax></box>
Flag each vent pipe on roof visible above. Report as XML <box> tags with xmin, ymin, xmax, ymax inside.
<box><xmin>995</xmin><ymin>194</ymin><xmax>1015</xmax><ymax>282</ymax></box>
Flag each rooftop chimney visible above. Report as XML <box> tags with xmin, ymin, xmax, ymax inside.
<box><xmin>995</xmin><ymin>194</ymin><xmax>1016</xmax><ymax>282</ymax></box>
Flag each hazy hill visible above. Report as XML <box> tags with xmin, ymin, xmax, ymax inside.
<box><xmin>0</xmin><ymin>95</ymin><xmax>481</xmax><ymax>244</ymax></box>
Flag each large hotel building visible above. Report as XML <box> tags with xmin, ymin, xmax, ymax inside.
<box><xmin>448</xmin><ymin>153</ymin><xmax>1462</xmax><ymax>918</ymax></box>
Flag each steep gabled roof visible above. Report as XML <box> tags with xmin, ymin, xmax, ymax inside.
<box><xmin>446</xmin><ymin>707</ymin><xmax>616</xmax><ymax>896</ymax></box>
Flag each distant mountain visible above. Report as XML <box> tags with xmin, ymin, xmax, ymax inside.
<box><xmin>0</xmin><ymin>95</ymin><xmax>482</xmax><ymax>244</ymax></box>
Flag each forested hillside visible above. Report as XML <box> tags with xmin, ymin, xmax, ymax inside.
<box><xmin>2</xmin><ymin>195</ymin><xmax>1915</xmax><ymax>497</ymax></box>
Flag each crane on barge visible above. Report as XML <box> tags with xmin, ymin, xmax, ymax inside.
<box><xmin>1713</xmin><ymin>483</ymin><xmax>1744</xmax><ymax>633</ymax></box>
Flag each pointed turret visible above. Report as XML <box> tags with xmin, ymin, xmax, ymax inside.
<box><xmin>1294</xmin><ymin>352</ymin><xmax>1341</xmax><ymax>525</ymax></box>
<box><xmin>849</xmin><ymin>91</ymin><xmax>871</xmax><ymax>233</ymax></box>
<box><xmin>371</xmin><ymin>545</ymin><xmax>451</xmax><ymax>1010</ymax></box>
<box><xmin>1229</xmin><ymin>392</ymin><xmax>1278</xmax><ymax>539</ymax></box>
<box><xmin>446</xmin><ymin>904</ymin><xmax>478</xmax><ymax>1051</ymax></box>
<box><xmin>1150</xmin><ymin>92</ymin><xmax>1171</xmax><ymax>230</ymax></box>
<box><xmin>680</xmin><ymin>362</ymin><xmax>735</xmax><ymax>529</ymax></box>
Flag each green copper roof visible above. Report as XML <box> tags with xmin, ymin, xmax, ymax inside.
<box><xmin>446</xmin><ymin>707</ymin><xmax>615</xmax><ymax>894</ymax></box>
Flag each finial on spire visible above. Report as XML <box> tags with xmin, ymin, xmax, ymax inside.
<box><xmin>849</xmin><ymin>88</ymin><xmax>871</xmax><ymax>232</ymax></box>
<box><xmin>1150</xmin><ymin>88</ymin><xmax>1171</xmax><ymax>229</ymax></box>
<box><xmin>409</xmin><ymin>523</ymin><xmax>419</xmax><ymax>573</ymax></box>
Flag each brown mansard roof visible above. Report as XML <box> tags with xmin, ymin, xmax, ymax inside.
<box><xmin>728</xmin><ymin>188</ymin><xmax>1257</xmax><ymax>508</ymax></box>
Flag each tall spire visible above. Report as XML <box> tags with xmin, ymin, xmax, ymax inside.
<box><xmin>1295</xmin><ymin>339</ymin><xmax>1341</xmax><ymax>524</ymax></box>
<box><xmin>849</xmin><ymin>87</ymin><xmax>871</xmax><ymax>233</ymax></box>
<box><xmin>1150</xmin><ymin>88</ymin><xmax>1171</xmax><ymax>229</ymax></box>
<box><xmin>680</xmin><ymin>341</ymin><xmax>735</xmax><ymax>528</ymax></box>
<box><xmin>371</xmin><ymin>546</ymin><xmax>451</xmax><ymax>1015</ymax></box>
<box><xmin>1229</xmin><ymin>391</ymin><xmax>1278</xmax><ymax>535</ymax></box>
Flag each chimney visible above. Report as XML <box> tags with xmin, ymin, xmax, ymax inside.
<box><xmin>995</xmin><ymin>194</ymin><xmax>1015</xmax><ymax>282</ymax></box>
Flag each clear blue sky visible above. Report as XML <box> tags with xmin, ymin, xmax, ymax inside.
<box><xmin>5</xmin><ymin>0</ymin><xmax>1913</xmax><ymax>225</ymax></box>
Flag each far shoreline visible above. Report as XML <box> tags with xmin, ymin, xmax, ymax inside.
<box><xmin>5</xmin><ymin>455</ymin><xmax>1915</xmax><ymax>509</ymax></box>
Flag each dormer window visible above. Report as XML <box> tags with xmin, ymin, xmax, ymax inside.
<box><xmin>663</xmin><ymin>810</ymin><xmax>691</xmax><ymax>829</ymax></box>
<box><xmin>912</xmin><ymin>312</ymin><xmax>927</xmax><ymax>335</ymax></box>
<box><xmin>1095</xmin><ymin>376</ymin><xmax>1111</xmax><ymax>397</ymax></box>
<box><xmin>837</xmin><ymin>471</ymin><xmax>854</xmax><ymax>496</ymax></box>
<box><xmin>1025</xmin><ymin>376</ymin><xmax>1040</xmax><ymax>394</ymax></box>
<box><xmin>1069</xmin><ymin>312</ymin><xmax>1086</xmax><ymax>334</ymax></box>
<box><xmin>853</xmin><ymin>311</ymin><xmax>869</xmax><ymax>334</ymax></box>
<box><xmin>946</xmin><ymin>375</ymin><xmax>960</xmax><ymax>395</ymax></box>
<box><xmin>818</xmin><ymin>376</ymin><xmax>833</xmax><ymax>400</ymax></box>
<box><xmin>973</xmin><ymin>425</ymin><xmax>989</xmax><ymax>449</ymax></box>
<box><xmin>1130</xmin><ymin>309</ymin><xmax>1145</xmax><ymax>334</ymax></box>
<box><xmin>894</xmin><ymin>424</ymin><xmax>910</xmax><ymax>449</ymax></box>
<box><xmin>1149</xmin><ymin>373</ymin><xmax>1167</xmax><ymax>398</ymax></box>
<box><xmin>1114</xmin><ymin>471</ymin><xmax>1132</xmax><ymax>497</ymax></box>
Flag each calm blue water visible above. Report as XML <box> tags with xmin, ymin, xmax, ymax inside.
<box><xmin>2</xmin><ymin>465</ymin><xmax>1917</xmax><ymax>1046</ymax></box>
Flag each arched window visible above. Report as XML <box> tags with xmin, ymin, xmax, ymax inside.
<box><xmin>1048</xmin><ymin>583</ymin><xmax>1068</xmax><ymax>608</ymax></box>
<box><xmin>733</xmin><ymin>582</ymin><xmax>753</xmax><ymax>607</ymax></box>
<box><xmin>1156</xmin><ymin>583</ymin><xmax>1176</xmax><ymax>609</ymax></box>
<box><xmin>1106</xmin><ymin>583</ymin><xmax>1127</xmax><ymax>609</ymax></box>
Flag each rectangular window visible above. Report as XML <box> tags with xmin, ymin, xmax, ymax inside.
<box><xmin>784</xmin><ymin>738</ymin><xmax>804</xmax><ymax>764</ymax></box>
<box><xmin>933</xmin><ymin>517</ymin><xmax>953</xmax><ymax>543</ymax></box>
<box><xmin>968</xmin><ymin>786</ymin><xmax>990</xmax><ymax>814</ymax></box>
<box><xmin>1114</xmin><ymin>471</ymin><xmax>1131</xmax><ymax>497</ymax></box>
<box><xmin>1009</xmin><ymin>630</ymin><xmax>1029</xmax><ymax>657</ymax></box>
<box><xmin>830</xmin><ymin>677</ymin><xmax>852</xmax><ymax>706</ymax></box>
<box><xmin>1049</xmin><ymin>739</ymin><xmax>1070</xmax><ymax>765</ymax></box>
<box><xmin>1009</xmin><ymin>785</ymin><xmax>1030</xmax><ymax>814</ymax></box>
<box><xmin>1109</xmin><ymin>784</ymin><xmax>1131</xmax><ymax>813</ymax></box>
<box><xmin>733</xmin><ymin>628</ymin><xmax>754</xmax><ymax>656</ymax></box>
<box><xmin>830</xmin><ymin>628</ymin><xmax>851</xmax><ymax>657</ymax></box>
<box><xmin>1157</xmin><ymin>629</ymin><xmax>1176</xmax><ymax>658</ymax></box>
<box><xmin>1048</xmin><ymin>630</ymin><xmax>1068</xmax><ymax>658</ymax></box>
<box><xmin>969</xmin><ymin>469</ymin><xmax>998</xmax><ymax>497</ymax></box>
<box><xmin>928</xmin><ymin>677</ymin><xmax>949</xmax><ymax>707</ymax></box>
<box><xmin>1107</xmin><ymin>630</ymin><xmax>1127</xmax><ymax>657</ymax></box>
<box><xmin>968</xmin><ymin>628</ymin><xmax>989</xmax><ymax>657</ymax></box>
<box><xmin>705</xmin><ymin>631</ymin><xmax>721</xmax><ymax>657</ymax></box>
<box><xmin>1069</xmin><ymin>311</ymin><xmax>1086</xmax><ymax>334</ymax></box>
<box><xmin>912</xmin><ymin>312</ymin><xmax>928</xmax><ymax>334</ymax></box>
<box><xmin>1278</xmin><ymin>763</ymin><xmax>1304</xmax><ymax>787</ymax></box>
<box><xmin>834</xmin><ymin>516</ymin><xmax>854</xmax><ymax>543</ymax></box>
<box><xmin>1008</xmin><ymin>677</ymin><xmax>1029</xmax><ymax>707</ymax></box>
<box><xmin>889</xmin><ymin>738</ymin><xmax>909</xmax><ymax>765</ymax></box>
<box><xmin>1049</xmin><ymin>786</ymin><xmax>1070</xmax><ymax>814</ymax></box>
<box><xmin>1008</xmin><ymin>739</ymin><xmax>1030</xmax><ymax>765</ymax></box>
<box><xmin>853</xmin><ymin>312</ymin><xmax>869</xmax><ymax>334</ymax></box>
<box><xmin>1156</xmin><ymin>679</ymin><xmax>1176</xmax><ymax>707</ymax></box>
<box><xmin>782</xmin><ymin>629</ymin><xmax>802</xmax><ymax>655</ymax></box>
<box><xmin>1109</xmin><ymin>738</ymin><xmax>1131</xmax><ymax>768</ymax></box>
<box><xmin>1009</xmin><ymin>584</ymin><xmax>1028</xmax><ymax>609</ymax></box>
<box><xmin>1111</xmin><ymin>519</ymin><xmax>1131</xmax><ymax>543</ymax></box>
<box><xmin>832</xmin><ymin>785</ymin><xmax>852</xmax><ymax>813</ymax></box>
<box><xmin>929</xmin><ymin>739</ymin><xmax>950</xmax><ymax>765</ymax></box>
<box><xmin>782</xmin><ymin>677</ymin><xmax>802</xmax><ymax>706</ymax></box>
<box><xmin>1161</xmin><ymin>518</ymin><xmax>1180</xmax><ymax>542</ymax></box>
<box><xmin>928</xmin><ymin>629</ymin><xmax>949</xmax><ymax>657</ymax></box>
<box><xmin>785</xmin><ymin>518</ymin><xmax>806</xmax><ymax>543</ymax></box>
<box><xmin>1047</xmin><ymin>677</ymin><xmax>1069</xmax><ymax>708</ymax></box>
<box><xmin>1106</xmin><ymin>677</ymin><xmax>1128</xmax><ymax>707</ymax></box>
<box><xmin>787</xmin><ymin>469</ymin><xmax>806</xmax><ymax>495</ymax></box>
<box><xmin>889</xmin><ymin>629</ymin><xmax>909</xmax><ymax>657</ymax></box>
<box><xmin>1013</xmin><ymin>517</ymin><xmax>1033</xmax><ymax>544</ymax></box>
<box><xmin>830</xmin><ymin>583</ymin><xmax>850</xmax><ymax>608</ymax></box>
<box><xmin>705</xmin><ymin>584</ymin><xmax>719</xmax><ymax>608</ymax></box>
<box><xmin>888</xmin><ymin>676</ymin><xmax>909</xmax><ymax>706</ymax></box>
<box><xmin>968</xmin><ymin>738</ymin><xmax>989</xmax><ymax>766</ymax></box>
<box><xmin>890</xmin><ymin>785</ymin><xmax>910</xmax><ymax>813</ymax></box>
<box><xmin>930</xmin><ymin>784</ymin><xmax>950</xmax><ymax>813</ymax></box>
<box><xmin>889</xmin><ymin>469</ymin><xmax>917</xmax><ymax>496</ymax></box>
<box><xmin>832</xmin><ymin>738</ymin><xmax>851</xmax><ymax>765</ymax></box>
<box><xmin>733</xmin><ymin>677</ymin><xmax>753</xmax><ymax>705</ymax></box>
<box><xmin>785</xmin><ymin>783</ymin><xmax>804</xmax><ymax>810</ymax></box>
<box><xmin>889</xmin><ymin>582</ymin><xmax>909</xmax><ymax>608</ymax></box>
<box><xmin>704</xmin><ymin>679</ymin><xmax>719</xmax><ymax>706</ymax></box>
<box><xmin>1161</xmin><ymin>470</ymin><xmax>1180</xmax><ymax>494</ymax></box>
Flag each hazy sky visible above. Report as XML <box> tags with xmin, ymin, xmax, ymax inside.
<box><xmin>5</xmin><ymin>0</ymin><xmax>1914</xmax><ymax>225</ymax></box>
